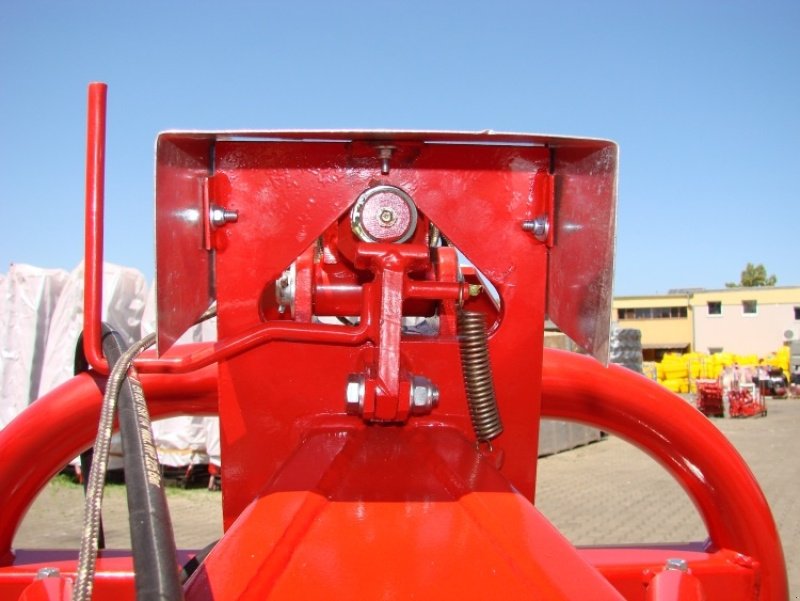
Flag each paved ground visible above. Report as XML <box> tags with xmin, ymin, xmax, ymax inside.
<box><xmin>15</xmin><ymin>398</ymin><xmax>799</xmax><ymax>597</ymax></box>
<box><xmin>536</xmin><ymin>397</ymin><xmax>799</xmax><ymax>597</ymax></box>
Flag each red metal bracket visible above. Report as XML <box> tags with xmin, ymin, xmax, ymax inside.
<box><xmin>353</xmin><ymin>243</ymin><xmax>434</xmax><ymax>422</ymax></box>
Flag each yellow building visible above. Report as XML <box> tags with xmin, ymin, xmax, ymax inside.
<box><xmin>613</xmin><ymin>286</ymin><xmax>800</xmax><ymax>361</ymax></box>
<box><xmin>613</xmin><ymin>293</ymin><xmax>692</xmax><ymax>361</ymax></box>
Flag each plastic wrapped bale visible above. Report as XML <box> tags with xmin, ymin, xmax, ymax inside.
<box><xmin>38</xmin><ymin>262</ymin><xmax>148</xmax><ymax>394</ymax></box>
<box><xmin>0</xmin><ymin>264</ymin><xmax>69</xmax><ymax>428</ymax></box>
<box><xmin>38</xmin><ymin>262</ymin><xmax>147</xmax><ymax>470</ymax></box>
<box><xmin>609</xmin><ymin>325</ymin><xmax>643</xmax><ymax>373</ymax></box>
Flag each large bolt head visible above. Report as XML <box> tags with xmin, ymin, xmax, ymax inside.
<box><xmin>351</xmin><ymin>185</ymin><xmax>418</xmax><ymax>243</ymax></box>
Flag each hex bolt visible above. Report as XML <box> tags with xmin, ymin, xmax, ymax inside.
<box><xmin>409</xmin><ymin>375</ymin><xmax>440</xmax><ymax>415</ymax></box>
<box><xmin>36</xmin><ymin>567</ymin><xmax>60</xmax><ymax>579</ymax></box>
<box><xmin>377</xmin><ymin>146</ymin><xmax>394</xmax><ymax>175</ymax></box>
<box><xmin>209</xmin><ymin>205</ymin><xmax>239</xmax><ymax>228</ymax></box>
<box><xmin>345</xmin><ymin>373</ymin><xmax>366</xmax><ymax>415</ymax></box>
<box><xmin>379</xmin><ymin>207</ymin><xmax>397</xmax><ymax>226</ymax></box>
<box><xmin>664</xmin><ymin>558</ymin><xmax>688</xmax><ymax>572</ymax></box>
<box><xmin>521</xmin><ymin>215</ymin><xmax>549</xmax><ymax>243</ymax></box>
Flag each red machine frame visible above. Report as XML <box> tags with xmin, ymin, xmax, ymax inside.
<box><xmin>0</xmin><ymin>84</ymin><xmax>788</xmax><ymax>600</ymax></box>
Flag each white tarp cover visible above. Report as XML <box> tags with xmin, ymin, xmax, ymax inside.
<box><xmin>36</xmin><ymin>262</ymin><xmax>148</xmax><ymax>470</ymax></box>
<box><xmin>0</xmin><ymin>264</ymin><xmax>68</xmax><ymax>428</ymax></box>
<box><xmin>38</xmin><ymin>262</ymin><xmax>148</xmax><ymax>395</ymax></box>
<box><xmin>141</xmin><ymin>286</ymin><xmax>219</xmax><ymax>467</ymax></box>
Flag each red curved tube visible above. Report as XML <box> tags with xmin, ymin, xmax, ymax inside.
<box><xmin>0</xmin><ymin>369</ymin><xmax>217</xmax><ymax>563</ymax></box>
<box><xmin>1</xmin><ymin>349</ymin><xmax>787</xmax><ymax>599</ymax></box>
<box><xmin>540</xmin><ymin>348</ymin><xmax>788</xmax><ymax>601</ymax></box>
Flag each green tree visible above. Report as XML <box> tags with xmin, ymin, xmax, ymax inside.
<box><xmin>725</xmin><ymin>263</ymin><xmax>777</xmax><ymax>288</ymax></box>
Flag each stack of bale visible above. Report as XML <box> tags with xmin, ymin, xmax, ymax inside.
<box><xmin>762</xmin><ymin>346</ymin><xmax>790</xmax><ymax>373</ymax></box>
<box><xmin>609</xmin><ymin>326</ymin><xmax>643</xmax><ymax>373</ymax></box>
<box><xmin>656</xmin><ymin>347</ymin><xmax>791</xmax><ymax>394</ymax></box>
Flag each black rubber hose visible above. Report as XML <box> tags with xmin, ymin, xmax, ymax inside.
<box><xmin>74</xmin><ymin>332</ymin><xmax>105</xmax><ymax>550</ymax></box>
<box><xmin>102</xmin><ymin>329</ymin><xmax>184</xmax><ymax>601</ymax></box>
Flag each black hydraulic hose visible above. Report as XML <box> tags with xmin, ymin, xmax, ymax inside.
<box><xmin>74</xmin><ymin>333</ymin><xmax>105</xmax><ymax>550</ymax></box>
<box><xmin>75</xmin><ymin>328</ymin><xmax>183</xmax><ymax>601</ymax></box>
<box><xmin>108</xmin><ymin>330</ymin><xmax>184</xmax><ymax>601</ymax></box>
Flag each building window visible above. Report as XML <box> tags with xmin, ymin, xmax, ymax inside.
<box><xmin>742</xmin><ymin>300</ymin><xmax>757</xmax><ymax>315</ymax></box>
<box><xmin>794</xmin><ymin>306</ymin><xmax>800</xmax><ymax>320</ymax></box>
<box><xmin>616</xmin><ymin>306</ymin><xmax>687</xmax><ymax>320</ymax></box>
<box><xmin>708</xmin><ymin>347</ymin><xmax>723</xmax><ymax>354</ymax></box>
<box><xmin>707</xmin><ymin>301</ymin><xmax>722</xmax><ymax>316</ymax></box>
<box><xmin>671</xmin><ymin>306</ymin><xmax>688</xmax><ymax>318</ymax></box>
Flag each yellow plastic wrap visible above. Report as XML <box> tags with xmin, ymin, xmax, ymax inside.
<box><xmin>642</xmin><ymin>362</ymin><xmax>659</xmax><ymax>381</ymax></box>
<box><xmin>660</xmin><ymin>378</ymin><xmax>684</xmax><ymax>393</ymax></box>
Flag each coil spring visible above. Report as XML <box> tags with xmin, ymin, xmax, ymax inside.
<box><xmin>457</xmin><ymin>310</ymin><xmax>503</xmax><ymax>442</ymax></box>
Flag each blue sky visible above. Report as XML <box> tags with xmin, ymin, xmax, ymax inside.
<box><xmin>1</xmin><ymin>1</ymin><xmax>797</xmax><ymax>295</ymax></box>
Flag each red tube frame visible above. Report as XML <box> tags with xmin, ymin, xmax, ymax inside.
<box><xmin>0</xmin><ymin>349</ymin><xmax>787</xmax><ymax>599</ymax></box>
<box><xmin>540</xmin><ymin>349</ymin><xmax>788</xmax><ymax>601</ymax></box>
<box><xmin>0</xmin><ymin>366</ymin><xmax>217</xmax><ymax>565</ymax></box>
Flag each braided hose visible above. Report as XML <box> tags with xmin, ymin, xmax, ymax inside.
<box><xmin>74</xmin><ymin>333</ymin><xmax>156</xmax><ymax>601</ymax></box>
<box><xmin>457</xmin><ymin>310</ymin><xmax>503</xmax><ymax>442</ymax></box>
<box><xmin>75</xmin><ymin>305</ymin><xmax>216</xmax><ymax>600</ymax></box>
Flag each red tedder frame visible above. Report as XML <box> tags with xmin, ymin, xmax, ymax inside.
<box><xmin>0</xmin><ymin>83</ymin><xmax>788</xmax><ymax>600</ymax></box>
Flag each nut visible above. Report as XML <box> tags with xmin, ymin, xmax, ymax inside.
<box><xmin>36</xmin><ymin>567</ymin><xmax>60</xmax><ymax>579</ymax></box>
<box><xmin>379</xmin><ymin>208</ymin><xmax>397</xmax><ymax>226</ymax></box>
<box><xmin>209</xmin><ymin>205</ymin><xmax>239</xmax><ymax>228</ymax></box>
<box><xmin>345</xmin><ymin>374</ymin><xmax>366</xmax><ymax>415</ymax></box>
<box><xmin>522</xmin><ymin>215</ymin><xmax>549</xmax><ymax>242</ymax></box>
<box><xmin>409</xmin><ymin>375</ymin><xmax>440</xmax><ymax>415</ymax></box>
<box><xmin>664</xmin><ymin>558</ymin><xmax>688</xmax><ymax>572</ymax></box>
